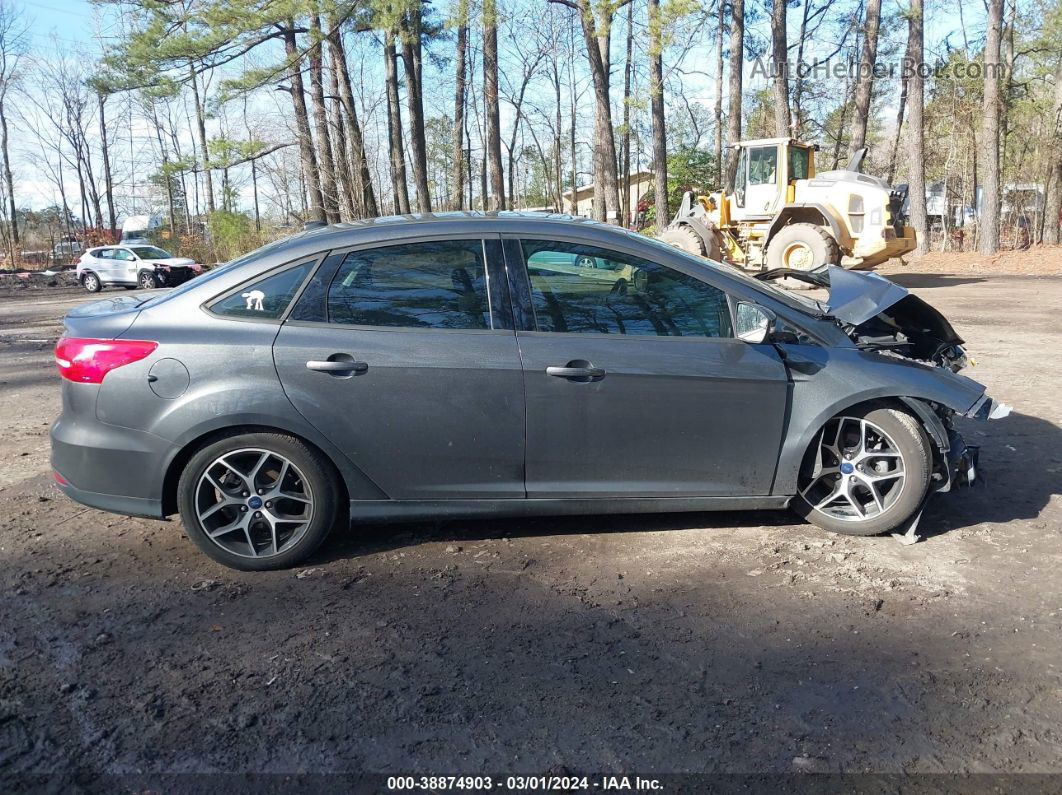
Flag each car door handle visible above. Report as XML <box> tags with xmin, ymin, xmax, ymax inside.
<box><xmin>306</xmin><ymin>359</ymin><xmax>368</xmax><ymax>373</ymax></box>
<box><xmin>546</xmin><ymin>365</ymin><xmax>606</xmax><ymax>380</ymax></box>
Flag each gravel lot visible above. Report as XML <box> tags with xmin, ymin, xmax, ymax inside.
<box><xmin>1</xmin><ymin>272</ymin><xmax>1060</xmax><ymax>786</ymax></box>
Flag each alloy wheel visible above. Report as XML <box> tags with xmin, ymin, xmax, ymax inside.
<box><xmin>799</xmin><ymin>417</ymin><xmax>907</xmax><ymax>522</ymax></box>
<box><xmin>194</xmin><ymin>448</ymin><xmax>315</xmax><ymax>559</ymax></box>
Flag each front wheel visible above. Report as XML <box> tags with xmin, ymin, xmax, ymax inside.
<box><xmin>793</xmin><ymin>405</ymin><xmax>931</xmax><ymax>537</ymax></box>
<box><xmin>138</xmin><ymin>270</ymin><xmax>158</xmax><ymax>290</ymax></box>
<box><xmin>177</xmin><ymin>433</ymin><xmax>343</xmax><ymax>570</ymax></box>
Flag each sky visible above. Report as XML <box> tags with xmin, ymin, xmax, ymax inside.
<box><xmin>9</xmin><ymin>0</ymin><xmax>993</xmax><ymax>217</ymax></box>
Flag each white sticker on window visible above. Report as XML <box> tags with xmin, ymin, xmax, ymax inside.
<box><xmin>242</xmin><ymin>289</ymin><xmax>265</xmax><ymax>311</ymax></box>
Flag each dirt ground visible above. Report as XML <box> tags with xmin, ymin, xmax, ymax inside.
<box><xmin>1</xmin><ymin>268</ymin><xmax>1061</xmax><ymax>788</ymax></box>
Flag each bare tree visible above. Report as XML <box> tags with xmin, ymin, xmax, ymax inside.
<box><xmin>849</xmin><ymin>0</ymin><xmax>882</xmax><ymax>155</ymax></box>
<box><xmin>384</xmin><ymin>31</ymin><xmax>410</xmax><ymax>214</ymax></box>
<box><xmin>0</xmin><ymin>0</ymin><xmax>25</xmax><ymax>257</ymax></box>
<box><xmin>550</xmin><ymin>0</ymin><xmax>628</xmax><ymax>224</ymax></box>
<box><xmin>281</xmin><ymin>21</ymin><xmax>325</xmax><ymax>223</ymax></box>
<box><xmin>724</xmin><ymin>0</ymin><xmax>744</xmax><ymax>191</ymax></box>
<box><xmin>451</xmin><ymin>0</ymin><xmax>469</xmax><ymax>209</ymax></box>
<box><xmin>484</xmin><ymin>0</ymin><xmax>505</xmax><ymax>209</ymax></box>
<box><xmin>400</xmin><ymin>6</ymin><xmax>432</xmax><ymax>212</ymax></box>
<box><xmin>978</xmin><ymin>0</ymin><xmax>1004</xmax><ymax>254</ymax></box>
<box><xmin>328</xmin><ymin>18</ymin><xmax>378</xmax><ymax>218</ymax></box>
<box><xmin>770</xmin><ymin>0</ymin><xmax>790</xmax><ymax>136</ymax></box>
<box><xmin>309</xmin><ymin>13</ymin><xmax>340</xmax><ymax>222</ymax></box>
<box><xmin>648</xmin><ymin>0</ymin><xmax>668</xmax><ymax>226</ymax></box>
<box><xmin>714</xmin><ymin>0</ymin><xmax>724</xmax><ymax>186</ymax></box>
<box><xmin>906</xmin><ymin>0</ymin><xmax>929</xmax><ymax>255</ymax></box>
<box><xmin>1044</xmin><ymin>52</ymin><xmax>1062</xmax><ymax>244</ymax></box>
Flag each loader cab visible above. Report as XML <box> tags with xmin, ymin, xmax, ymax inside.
<box><xmin>730</xmin><ymin>139</ymin><xmax>816</xmax><ymax>222</ymax></box>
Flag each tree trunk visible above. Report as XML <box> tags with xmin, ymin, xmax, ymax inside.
<box><xmin>907</xmin><ymin>0</ymin><xmax>929</xmax><ymax>255</ymax></box>
<box><xmin>620</xmin><ymin>0</ymin><xmax>633</xmax><ymax>226</ymax></box>
<box><xmin>483</xmin><ymin>0</ymin><xmax>505</xmax><ymax>210</ymax></box>
<box><xmin>97</xmin><ymin>94</ymin><xmax>117</xmax><ymax>235</ymax></box>
<box><xmin>327</xmin><ymin>51</ymin><xmax>356</xmax><ymax>221</ymax></box>
<box><xmin>283</xmin><ymin>23</ymin><xmax>325</xmax><ymax>223</ymax></box>
<box><xmin>573</xmin><ymin>0</ymin><xmax>621</xmax><ymax>223</ymax></box>
<box><xmin>0</xmin><ymin>96</ymin><xmax>17</xmax><ymax>252</ymax></box>
<box><xmin>309</xmin><ymin>14</ymin><xmax>340</xmax><ymax>223</ymax></box>
<box><xmin>648</xmin><ymin>0</ymin><xmax>668</xmax><ymax>227</ymax></box>
<box><xmin>714</xmin><ymin>0</ymin><xmax>725</xmax><ymax>187</ymax></box>
<box><xmin>188</xmin><ymin>61</ymin><xmax>215</xmax><ymax>214</ymax></box>
<box><xmin>849</xmin><ymin>0</ymin><xmax>882</xmax><ymax>156</ymax></box>
<box><xmin>329</xmin><ymin>21</ymin><xmax>378</xmax><ymax>218</ymax></box>
<box><xmin>384</xmin><ymin>32</ymin><xmax>410</xmax><ymax>214</ymax></box>
<box><xmin>452</xmin><ymin>4</ymin><xmax>468</xmax><ymax>210</ymax></box>
<box><xmin>978</xmin><ymin>0</ymin><xmax>1003</xmax><ymax>255</ymax></box>
<box><xmin>724</xmin><ymin>0</ymin><xmax>744</xmax><ymax>191</ymax></box>
<box><xmin>770</xmin><ymin>0</ymin><xmax>790</xmax><ymax>136</ymax></box>
<box><xmin>887</xmin><ymin>23</ymin><xmax>915</xmax><ymax>184</ymax></box>
<box><xmin>553</xmin><ymin>61</ymin><xmax>563</xmax><ymax>212</ymax></box>
<box><xmin>400</xmin><ymin>10</ymin><xmax>432</xmax><ymax>212</ymax></box>
<box><xmin>1043</xmin><ymin>55</ymin><xmax>1062</xmax><ymax>244</ymax></box>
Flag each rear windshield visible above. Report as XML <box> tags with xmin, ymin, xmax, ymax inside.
<box><xmin>134</xmin><ymin>237</ymin><xmax>293</xmax><ymax>309</ymax></box>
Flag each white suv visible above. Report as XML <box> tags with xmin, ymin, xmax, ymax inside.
<box><xmin>77</xmin><ymin>245</ymin><xmax>202</xmax><ymax>292</ymax></box>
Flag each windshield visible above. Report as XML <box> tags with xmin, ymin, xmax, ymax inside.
<box><xmin>130</xmin><ymin>246</ymin><xmax>172</xmax><ymax>259</ymax></box>
<box><xmin>134</xmin><ymin>237</ymin><xmax>292</xmax><ymax>309</ymax></box>
<box><xmin>627</xmin><ymin>231</ymin><xmax>825</xmax><ymax>314</ymax></box>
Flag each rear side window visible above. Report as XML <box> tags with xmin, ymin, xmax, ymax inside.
<box><xmin>210</xmin><ymin>261</ymin><xmax>315</xmax><ymax>320</ymax></box>
<box><xmin>326</xmin><ymin>240</ymin><xmax>490</xmax><ymax>330</ymax></box>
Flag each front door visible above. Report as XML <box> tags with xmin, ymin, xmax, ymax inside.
<box><xmin>273</xmin><ymin>237</ymin><xmax>526</xmax><ymax>500</ymax></box>
<box><xmin>508</xmin><ymin>238</ymin><xmax>789</xmax><ymax>498</ymax></box>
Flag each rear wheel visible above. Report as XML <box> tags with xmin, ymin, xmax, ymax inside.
<box><xmin>793</xmin><ymin>405</ymin><xmax>931</xmax><ymax>537</ymax></box>
<box><xmin>177</xmin><ymin>432</ymin><xmax>343</xmax><ymax>571</ymax></box>
<box><xmin>82</xmin><ymin>272</ymin><xmax>101</xmax><ymax>293</ymax></box>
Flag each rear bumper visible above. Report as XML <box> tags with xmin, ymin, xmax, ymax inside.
<box><xmin>50</xmin><ymin>416</ymin><xmax>172</xmax><ymax>519</ymax></box>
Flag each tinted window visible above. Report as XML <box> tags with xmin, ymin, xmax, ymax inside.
<box><xmin>748</xmin><ymin>146</ymin><xmax>777</xmax><ymax>186</ymax></box>
<box><xmin>211</xmin><ymin>261</ymin><xmax>315</xmax><ymax>320</ymax></box>
<box><xmin>522</xmin><ymin>240</ymin><xmax>733</xmax><ymax>338</ymax></box>
<box><xmin>327</xmin><ymin>240</ymin><xmax>489</xmax><ymax>330</ymax></box>
<box><xmin>97</xmin><ymin>249</ymin><xmax>115</xmax><ymax>259</ymax></box>
<box><xmin>789</xmin><ymin>146</ymin><xmax>810</xmax><ymax>181</ymax></box>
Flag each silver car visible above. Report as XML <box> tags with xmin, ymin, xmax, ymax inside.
<box><xmin>51</xmin><ymin>214</ymin><xmax>1008</xmax><ymax>570</ymax></box>
<box><xmin>77</xmin><ymin>244</ymin><xmax>202</xmax><ymax>292</ymax></box>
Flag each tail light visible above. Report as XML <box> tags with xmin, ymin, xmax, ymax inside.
<box><xmin>55</xmin><ymin>338</ymin><xmax>158</xmax><ymax>384</ymax></box>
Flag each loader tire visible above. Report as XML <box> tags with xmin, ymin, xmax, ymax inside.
<box><xmin>659</xmin><ymin>224</ymin><xmax>723</xmax><ymax>261</ymax></box>
<box><xmin>765</xmin><ymin>223</ymin><xmax>840</xmax><ymax>272</ymax></box>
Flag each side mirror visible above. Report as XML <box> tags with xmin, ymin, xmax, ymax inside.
<box><xmin>734</xmin><ymin>302</ymin><xmax>774</xmax><ymax>344</ymax></box>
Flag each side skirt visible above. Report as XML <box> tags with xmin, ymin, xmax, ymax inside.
<box><xmin>348</xmin><ymin>495</ymin><xmax>793</xmax><ymax>524</ymax></box>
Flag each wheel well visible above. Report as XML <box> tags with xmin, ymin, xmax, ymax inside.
<box><xmin>160</xmin><ymin>424</ymin><xmax>349</xmax><ymax>516</ymax></box>
<box><xmin>800</xmin><ymin>397</ymin><xmax>947</xmax><ymax>472</ymax></box>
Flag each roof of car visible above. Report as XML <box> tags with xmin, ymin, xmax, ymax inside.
<box><xmin>295</xmin><ymin>210</ymin><xmax>605</xmax><ymax>239</ymax></box>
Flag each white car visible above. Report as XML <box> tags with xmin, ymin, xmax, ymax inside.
<box><xmin>76</xmin><ymin>245</ymin><xmax>202</xmax><ymax>292</ymax></box>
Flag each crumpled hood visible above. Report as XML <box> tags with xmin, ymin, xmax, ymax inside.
<box><xmin>825</xmin><ymin>266</ymin><xmax>912</xmax><ymax>325</ymax></box>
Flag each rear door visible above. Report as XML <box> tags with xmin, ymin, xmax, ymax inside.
<box><xmin>505</xmin><ymin>237</ymin><xmax>790</xmax><ymax>498</ymax></box>
<box><xmin>272</xmin><ymin>236</ymin><xmax>526</xmax><ymax>500</ymax></box>
<box><xmin>92</xmin><ymin>248</ymin><xmax>116</xmax><ymax>282</ymax></box>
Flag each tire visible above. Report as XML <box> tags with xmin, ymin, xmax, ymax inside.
<box><xmin>792</xmin><ymin>405</ymin><xmax>931</xmax><ymax>537</ymax></box>
<box><xmin>82</xmin><ymin>272</ymin><xmax>101</xmax><ymax>293</ymax></box>
<box><xmin>138</xmin><ymin>270</ymin><xmax>158</xmax><ymax>290</ymax></box>
<box><xmin>659</xmin><ymin>225</ymin><xmax>706</xmax><ymax>256</ymax></box>
<box><xmin>177</xmin><ymin>432</ymin><xmax>344</xmax><ymax>571</ymax></box>
<box><xmin>765</xmin><ymin>222</ymin><xmax>840</xmax><ymax>272</ymax></box>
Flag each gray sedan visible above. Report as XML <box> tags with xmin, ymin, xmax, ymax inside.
<box><xmin>50</xmin><ymin>213</ymin><xmax>1007</xmax><ymax>570</ymax></box>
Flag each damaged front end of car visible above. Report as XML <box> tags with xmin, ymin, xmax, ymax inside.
<box><xmin>759</xmin><ymin>265</ymin><xmax>1011</xmax><ymax>500</ymax></box>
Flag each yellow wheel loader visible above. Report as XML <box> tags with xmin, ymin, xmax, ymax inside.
<box><xmin>658</xmin><ymin>138</ymin><xmax>916</xmax><ymax>273</ymax></box>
